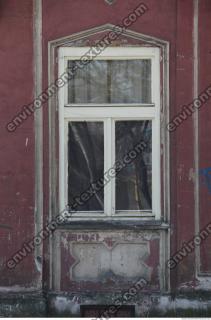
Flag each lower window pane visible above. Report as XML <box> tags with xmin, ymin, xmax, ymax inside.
<box><xmin>68</xmin><ymin>121</ymin><xmax>104</xmax><ymax>212</ymax></box>
<box><xmin>115</xmin><ymin>120</ymin><xmax>152</xmax><ymax>211</ymax></box>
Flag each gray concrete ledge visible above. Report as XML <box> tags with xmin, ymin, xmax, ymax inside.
<box><xmin>1</xmin><ymin>291</ymin><xmax>211</xmax><ymax>317</ymax></box>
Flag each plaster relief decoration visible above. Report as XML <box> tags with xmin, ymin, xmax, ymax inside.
<box><xmin>70</xmin><ymin>242</ymin><xmax>151</xmax><ymax>281</ymax></box>
<box><xmin>104</xmin><ymin>0</ymin><xmax>116</xmax><ymax>5</ymax></box>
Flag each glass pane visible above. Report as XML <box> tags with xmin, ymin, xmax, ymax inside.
<box><xmin>68</xmin><ymin>61</ymin><xmax>108</xmax><ymax>104</ymax></box>
<box><xmin>115</xmin><ymin>121</ymin><xmax>152</xmax><ymax>211</ymax></box>
<box><xmin>68</xmin><ymin>60</ymin><xmax>151</xmax><ymax>104</ymax></box>
<box><xmin>68</xmin><ymin>121</ymin><xmax>104</xmax><ymax>212</ymax></box>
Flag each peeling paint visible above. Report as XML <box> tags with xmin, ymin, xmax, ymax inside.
<box><xmin>53</xmin><ymin>296</ymin><xmax>80</xmax><ymax>315</ymax></box>
<box><xmin>189</xmin><ymin>167</ymin><xmax>195</xmax><ymax>181</ymax></box>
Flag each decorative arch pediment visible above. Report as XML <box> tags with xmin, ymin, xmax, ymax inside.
<box><xmin>49</xmin><ymin>23</ymin><xmax>169</xmax><ymax>51</ymax></box>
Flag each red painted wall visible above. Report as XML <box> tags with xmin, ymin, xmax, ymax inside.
<box><xmin>198</xmin><ymin>0</ymin><xmax>211</xmax><ymax>273</ymax></box>
<box><xmin>0</xmin><ymin>0</ymin><xmax>210</xmax><ymax>293</ymax></box>
<box><xmin>41</xmin><ymin>0</ymin><xmax>195</xmax><ymax>290</ymax></box>
<box><xmin>0</xmin><ymin>0</ymin><xmax>39</xmax><ymax>287</ymax></box>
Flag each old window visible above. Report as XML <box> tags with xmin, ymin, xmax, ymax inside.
<box><xmin>58</xmin><ymin>47</ymin><xmax>160</xmax><ymax>220</ymax></box>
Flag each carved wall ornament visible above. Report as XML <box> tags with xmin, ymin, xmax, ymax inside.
<box><xmin>104</xmin><ymin>0</ymin><xmax>116</xmax><ymax>5</ymax></box>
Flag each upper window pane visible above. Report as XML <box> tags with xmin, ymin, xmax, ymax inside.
<box><xmin>67</xmin><ymin>60</ymin><xmax>151</xmax><ymax>104</ymax></box>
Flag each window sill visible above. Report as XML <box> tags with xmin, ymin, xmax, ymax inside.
<box><xmin>56</xmin><ymin>219</ymin><xmax>169</xmax><ymax>231</ymax></box>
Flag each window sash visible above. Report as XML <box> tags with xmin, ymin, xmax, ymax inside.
<box><xmin>62</xmin><ymin>115</ymin><xmax>159</xmax><ymax>219</ymax></box>
<box><xmin>62</xmin><ymin>47</ymin><xmax>159</xmax><ymax>106</ymax></box>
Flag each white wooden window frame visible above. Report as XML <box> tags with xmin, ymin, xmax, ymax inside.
<box><xmin>58</xmin><ymin>47</ymin><xmax>161</xmax><ymax>220</ymax></box>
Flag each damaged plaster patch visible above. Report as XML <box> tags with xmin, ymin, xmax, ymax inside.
<box><xmin>189</xmin><ymin>168</ymin><xmax>195</xmax><ymax>181</ymax></box>
<box><xmin>177</xmin><ymin>164</ymin><xmax>185</xmax><ymax>181</ymax></box>
<box><xmin>35</xmin><ymin>256</ymin><xmax>42</xmax><ymax>273</ymax></box>
<box><xmin>0</xmin><ymin>286</ymin><xmax>38</xmax><ymax>293</ymax></box>
<box><xmin>178</xmin><ymin>278</ymin><xmax>211</xmax><ymax>291</ymax></box>
<box><xmin>53</xmin><ymin>296</ymin><xmax>80</xmax><ymax>315</ymax></box>
<box><xmin>195</xmin><ymin>277</ymin><xmax>211</xmax><ymax>291</ymax></box>
<box><xmin>157</xmin><ymin>296</ymin><xmax>211</xmax><ymax>314</ymax></box>
<box><xmin>70</xmin><ymin>242</ymin><xmax>151</xmax><ymax>281</ymax></box>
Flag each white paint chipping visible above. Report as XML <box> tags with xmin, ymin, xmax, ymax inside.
<box><xmin>195</xmin><ymin>277</ymin><xmax>211</xmax><ymax>290</ymax></box>
<box><xmin>0</xmin><ymin>286</ymin><xmax>38</xmax><ymax>293</ymax></box>
<box><xmin>35</xmin><ymin>256</ymin><xmax>42</xmax><ymax>273</ymax></box>
<box><xmin>53</xmin><ymin>296</ymin><xmax>80</xmax><ymax>314</ymax></box>
<box><xmin>157</xmin><ymin>296</ymin><xmax>211</xmax><ymax>313</ymax></box>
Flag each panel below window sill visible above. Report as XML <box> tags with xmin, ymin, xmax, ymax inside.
<box><xmin>56</xmin><ymin>220</ymin><xmax>170</xmax><ymax>231</ymax></box>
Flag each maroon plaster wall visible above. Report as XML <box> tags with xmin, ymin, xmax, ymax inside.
<box><xmin>198</xmin><ymin>0</ymin><xmax>211</xmax><ymax>274</ymax></box>
<box><xmin>41</xmin><ymin>0</ymin><xmax>196</xmax><ymax>290</ymax></box>
<box><xmin>0</xmin><ymin>0</ymin><xmax>39</xmax><ymax>287</ymax></box>
<box><xmin>0</xmin><ymin>0</ymin><xmax>210</xmax><ymax>292</ymax></box>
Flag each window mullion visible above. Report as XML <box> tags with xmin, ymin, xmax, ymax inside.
<box><xmin>111</xmin><ymin>118</ymin><xmax>115</xmax><ymax>216</ymax></box>
<box><xmin>104</xmin><ymin>118</ymin><xmax>112</xmax><ymax>216</ymax></box>
<box><xmin>152</xmin><ymin>116</ymin><xmax>160</xmax><ymax>219</ymax></box>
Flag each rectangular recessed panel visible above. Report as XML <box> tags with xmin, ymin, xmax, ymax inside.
<box><xmin>115</xmin><ymin>120</ymin><xmax>152</xmax><ymax>211</ymax></box>
<box><xmin>68</xmin><ymin>121</ymin><xmax>104</xmax><ymax>212</ymax></box>
<box><xmin>80</xmin><ymin>305</ymin><xmax>135</xmax><ymax>317</ymax></box>
<box><xmin>68</xmin><ymin>60</ymin><xmax>151</xmax><ymax>104</ymax></box>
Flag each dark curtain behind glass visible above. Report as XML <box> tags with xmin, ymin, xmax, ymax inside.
<box><xmin>115</xmin><ymin>120</ymin><xmax>152</xmax><ymax>211</ymax></box>
<box><xmin>68</xmin><ymin>122</ymin><xmax>104</xmax><ymax>212</ymax></box>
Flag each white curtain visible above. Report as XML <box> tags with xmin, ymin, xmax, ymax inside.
<box><xmin>68</xmin><ymin>60</ymin><xmax>151</xmax><ymax>104</ymax></box>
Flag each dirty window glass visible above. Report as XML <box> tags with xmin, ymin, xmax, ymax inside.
<box><xmin>115</xmin><ymin>120</ymin><xmax>152</xmax><ymax>211</ymax></box>
<box><xmin>68</xmin><ymin>121</ymin><xmax>104</xmax><ymax>212</ymax></box>
<box><xmin>67</xmin><ymin>60</ymin><xmax>151</xmax><ymax>104</ymax></box>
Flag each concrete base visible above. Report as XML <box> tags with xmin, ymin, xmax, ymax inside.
<box><xmin>0</xmin><ymin>291</ymin><xmax>211</xmax><ymax>317</ymax></box>
<box><xmin>0</xmin><ymin>292</ymin><xmax>46</xmax><ymax>317</ymax></box>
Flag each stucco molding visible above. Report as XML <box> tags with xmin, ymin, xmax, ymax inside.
<box><xmin>48</xmin><ymin>23</ymin><xmax>169</xmax><ymax>48</ymax></box>
<box><xmin>33</xmin><ymin>0</ymin><xmax>43</xmax><ymax>288</ymax></box>
<box><xmin>104</xmin><ymin>0</ymin><xmax>116</xmax><ymax>5</ymax></box>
